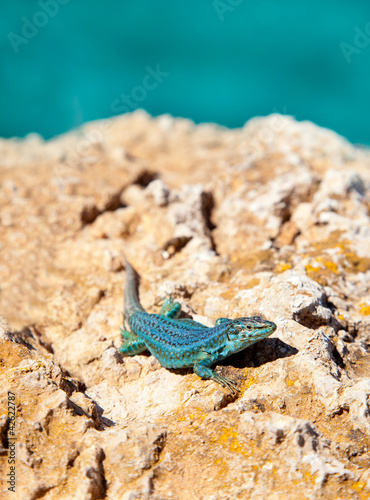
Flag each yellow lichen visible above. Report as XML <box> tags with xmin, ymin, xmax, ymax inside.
<box><xmin>218</xmin><ymin>427</ymin><xmax>245</xmax><ymax>454</ymax></box>
<box><xmin>214</xmin><ymin>457</ymin><xmax>228</xmax><ymax>476</ymax></box>
<box><xmin>359</xmin><ymin>303</ymin><xmax>370</xmax><ymax>316</ymax></box>
<box><xmin>303</xmin><ymin>471</ymin><xmax>317</xmax><ymax>486</ymax></box>
<box><xmin>323</xmin><ymin>261</ymin><xmax>339</xmax><ymax>273</ymax></box>
<box><xmin>275</xmin><ymin>262</ymin><xmax>292</xmax><ymax>273</ymax></box>
<box><xmin>351</xmin><ymin>481</ymin><xmax>365</xmax><ymax>492</ymax></box>
<box><xmin>242</xmin><ymin>376</ymin><xmax>255</xmax><ymax>391</ymax></box>
<box><xmin>305</xmin><ymin>264</ymin><xmax>321</xmax><ymax>274</ymax></box>
<box><xmin>305</xmin><ymin>262</ymin><xmax>336</xmax><ymax>286</ymax></box>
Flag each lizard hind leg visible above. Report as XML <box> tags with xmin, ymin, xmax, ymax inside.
<box><xmin>119</xmin><ymin>327</ymin><xmax>147</xmax><ymax>356</ymax></box>
<box><xmin>158</xmin><ymin>296</ymin><xmax>181</xmax><ymax>319</ymax></box>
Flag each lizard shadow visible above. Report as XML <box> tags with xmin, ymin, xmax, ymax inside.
<box><xmin>218</xmin><ymin>338</ymin><xmax>298</xmax><ymax>369</ymax></box>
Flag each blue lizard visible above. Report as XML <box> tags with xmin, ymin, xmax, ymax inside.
<box><xmin>119</xmin><ymin>258</ymin><xmax>277</xmax><ymax>393</ymax></box>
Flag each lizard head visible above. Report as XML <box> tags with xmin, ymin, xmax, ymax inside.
<box><xmin>225</xmin><ymin>316</ymin><xmax>277</xmax><ymax>352</ymax></box>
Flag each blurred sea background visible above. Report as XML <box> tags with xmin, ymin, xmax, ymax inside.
<box><xmin>1</xmin><ymin>0</ymin><xmax>369</xmax><ymax>144</ymax></box>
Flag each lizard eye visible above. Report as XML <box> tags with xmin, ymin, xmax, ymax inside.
<box><xmin>246</xmin><ymin>324</ymin><xmax>252</xmax><ymax>330</ymax></box>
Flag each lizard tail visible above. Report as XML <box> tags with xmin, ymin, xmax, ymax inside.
<box><xmin>123</xmin><ymin>257</ymin><xmax>145</xmax><ymax>314</ymax></box>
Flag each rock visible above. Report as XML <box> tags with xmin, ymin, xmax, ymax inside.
<box><xmin>0</xmin><ymin>113</ymin><xmax>370</xmax><ymax>499</ymax></box>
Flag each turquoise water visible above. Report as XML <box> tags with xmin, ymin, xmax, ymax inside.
<box><xmin>1</xmin><ymin>0</ymin><xmax>369</xmax><ymax>144</ymax></box>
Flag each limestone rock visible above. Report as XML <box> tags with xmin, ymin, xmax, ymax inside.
<box><xmin>0</xmin><ymin>112</ymin><xmax>370</xmax><ymax>499</ymax></box>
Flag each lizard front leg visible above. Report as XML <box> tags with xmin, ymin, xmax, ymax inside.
<box><xmin>159</xmin><ymin>297</ymin><xmax>211</xmax><ymax>328</ymax></box>
<box><xmin>193</xmin><ymin>351</ymin><xmax>240</xmax><ymax>394</ymax></box>
<box><xmin>158</xmin><ymin>296</ymin><xmax>181</xmax><ymax>319</ymax></box>
<box><xmin>215</xmin><ymin>317</ymin><xmax>231</xmax><ymax>326</ymax></box>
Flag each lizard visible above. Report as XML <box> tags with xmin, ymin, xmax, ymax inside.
<box><xmin>119</xmin><ymin>258</ymin><xmax>277</xmax><ymax>393</ymax></box>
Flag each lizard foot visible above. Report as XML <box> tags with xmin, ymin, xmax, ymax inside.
<box><xmin>194</xmin><ymin>360</ymin><xmax>240</xmax><ymax>395</ymax></box>
<box><xmin>211</xmin><ymin>372</ymin><xmax>240</xmax><ymax>395</ymax></box>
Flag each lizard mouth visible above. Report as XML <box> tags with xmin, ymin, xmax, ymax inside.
<box><xmin>239</xmin><ymin>324</ymin><xmax>276</xmax><ymax>339</ymax></box>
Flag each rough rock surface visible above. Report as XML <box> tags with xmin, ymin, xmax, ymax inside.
<box><xmin>0</xmin><ymin>112</ymin><xmax>370</xmax><ymax>499</ymax></box>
